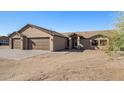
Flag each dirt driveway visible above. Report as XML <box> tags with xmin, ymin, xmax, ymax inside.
<box><xmin>0</xmin><ymin>49</ymin><xmax>50</xmax><ymax>60</ymax></box>
<box><xmin>0</xmin><ymin>50</ymin><xmax>124</xmax><ymax>81</ymax></box>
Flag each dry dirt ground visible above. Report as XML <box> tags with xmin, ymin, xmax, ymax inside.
<box><xmin>0</xmin><ymin>50</ymin><xmax>124</xmax><ymax>81</ymax></box>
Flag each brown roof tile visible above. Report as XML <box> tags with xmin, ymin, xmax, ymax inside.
<box><xmin>62</xmin><ymin>30</ymin><xmax>113</xmax><ymax>38</ymax></box>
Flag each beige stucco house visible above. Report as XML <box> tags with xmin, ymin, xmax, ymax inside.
<box><xmin>9</xmin><ymin>24</ymin><xmax>112</xmax><ymax>51</ymax></box>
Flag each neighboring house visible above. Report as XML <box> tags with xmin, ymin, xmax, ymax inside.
<box><xmin>9</xmin><ymin>24</ymin><xmax>112</xmax><ymax>51</ymax></box>
<box><xmin>0</xmin><ymin>36</ymin><xmax>9</xmax><ymax>45</ymax></box>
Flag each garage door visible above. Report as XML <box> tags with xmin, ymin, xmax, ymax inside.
<box><xmin>28</xmin><ymin>38</ymin><xmax>50</xmax><ymax>50</ymax></box>
<box><xmin>13</xmin><ymin>38</ymin><xmax>21</xmax><ymax>49</ymax></box>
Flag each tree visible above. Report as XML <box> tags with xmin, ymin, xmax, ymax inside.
<box><xmin>107</xmin><ymin>12</ymin><xmax>124</xmax><ymax>52</ymax></box>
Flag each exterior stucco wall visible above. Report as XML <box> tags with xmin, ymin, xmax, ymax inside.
<box><xmin>53</xmin><ymin>36</ymin><xmax>68</xmax><ymax>51</ymax></box>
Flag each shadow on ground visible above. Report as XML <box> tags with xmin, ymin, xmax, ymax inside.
<box><xmin>56</xmin><ymin>49</ymin><xmax>85</xmax><ymax>52</ymax></box>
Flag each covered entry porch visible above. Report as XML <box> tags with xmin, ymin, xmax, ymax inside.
<box><xmin>68</xmin><ymin>33</ymin><xmax>84</xmax><ymax>49</ymax></box>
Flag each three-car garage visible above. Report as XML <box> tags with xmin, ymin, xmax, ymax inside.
<box><xmin>12</xmin><ymin>37</ymin><xmax>50</xmax><ymax>50</ymax></box>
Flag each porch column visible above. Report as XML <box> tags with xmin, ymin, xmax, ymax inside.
<box><xmin>98</xmin><ymin>39</ymin><xmax>100</xmax><ymax>46</ymax></box>
<box><xmin>77</xmin><ymin>36</ymin><xmax>80</xmax><ymax>49</ymax></box>
<box><xmin>69</xmin><ymin>37</ymin><xmax>72</xmax><ymax>49</ymax></box>
<box><xmin>50</xmin><ymin>36</ymin><xmax>54</xmax><ymax>51</ymax></box>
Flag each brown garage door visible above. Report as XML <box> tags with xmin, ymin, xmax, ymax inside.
<box><xmin>13</xmin><ymin>38</ymin><xmax>21</xmax><ymax>49</ymax></box>
<box><xmin>28</xmin><ymin>38</ymin><xmax>50</xmax><ymax>50</ymax></box>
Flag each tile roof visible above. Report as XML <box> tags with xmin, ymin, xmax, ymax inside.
<box><xmin>62</xmin><ymin>30</ymin><xmax>113</xmax><ymax>38</ymax></box>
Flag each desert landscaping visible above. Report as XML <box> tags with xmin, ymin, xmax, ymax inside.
<box><xmin>0</xmin><ymin>48</ymin><xmax>124</xmax><ymax>81</ymax></box>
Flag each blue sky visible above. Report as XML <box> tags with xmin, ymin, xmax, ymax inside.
<box><xmin>0</xmin><ymin>11</ymin><xmax>118</xmax><ymax>35</ymax></box>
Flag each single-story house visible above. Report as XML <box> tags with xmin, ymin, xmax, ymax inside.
<box><xmin>9</xmin><ymin>24</ymin><xmax>112</xmax><ymax>51</ymax></box>
<box><xmin>0</xmin><ymin>36</ymin><xmax>9</xmax><ymax>45</ymax></box>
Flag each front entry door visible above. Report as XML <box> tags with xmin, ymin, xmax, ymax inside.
<box><xmin>72</xmin><ymin>37</ymin><xmax>77</xmax><ymax>49</ymax></box>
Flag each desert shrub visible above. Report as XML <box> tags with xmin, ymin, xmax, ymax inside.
<box><xmin>104</xmin><ymin>12</ymin><xmax>124</xmax><ymax>54</ymax></box>
<box><xmin>109</xmin><ymin>31</ymin><xmax>124</xmax><ymax>51</ymax></box>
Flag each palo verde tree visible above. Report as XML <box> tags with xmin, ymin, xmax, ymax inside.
<box><xmin>107</xmin><ymin>12</ymin><xmax>124</xmax><ymax>51</ymax></box>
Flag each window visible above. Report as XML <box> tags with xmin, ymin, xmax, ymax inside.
<box><xmin>91</xmin><ymin>40</ymin><xmax>98</xmax><ymax>46</ymax></box>
<box><xmin>100</xmin><ymin>40</ymin><xmax>107</xmax><ymax>46</ymax></box>
<box><xmin>0</xmin><ymin>40</ymin><xmax>9</xmax><ymax>45</ymax></box>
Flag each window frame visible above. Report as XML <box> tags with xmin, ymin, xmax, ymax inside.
<box><xmin>100</xmin><ymin>39</ymin><xmax>107</xmax><ymax>46</ymax></box>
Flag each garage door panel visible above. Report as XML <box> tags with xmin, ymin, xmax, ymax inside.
<box><xmin>28</xmin><ymin>38</ymin><xmax>50</xmax><ymax>50</ymax></box>
<box><xmin>13</xmin><ymin>38</ymin><xmax>21</xmax><ymax>49</ymax></box>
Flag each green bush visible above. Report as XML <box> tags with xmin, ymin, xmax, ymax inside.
<box><xmin>106</xmin><ymin>12</ymin><xmax>124</xmax><ymax>53</ymax></box>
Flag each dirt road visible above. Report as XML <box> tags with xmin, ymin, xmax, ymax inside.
<box><xmin>0</xmin><ymin>50</ymin><xmax>124</xmax><ymax>81</ymax></box>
